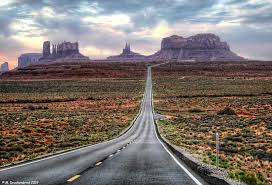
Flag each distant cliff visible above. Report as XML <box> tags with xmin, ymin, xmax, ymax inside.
<box><xmin>149</xmin><ymin>33</ymin><xmax>244</xmax><ymax>61</ymax></box>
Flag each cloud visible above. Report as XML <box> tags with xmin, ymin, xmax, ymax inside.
<box><xmin>0</xmin><ymin>0</ymin><xmax>272</xmax><ymax>68</ymax></box>
<box><xmin>0</xmin><ymin>15</ymin><xmax>13</xmax><ymax>37</ymax></box>
<box><xmin>0</xmin><ymin>36</ymin><xmax>25</xmax><ymax>68</ymax></box>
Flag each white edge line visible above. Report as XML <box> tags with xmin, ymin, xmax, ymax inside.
<box><xmin>0</xmin><ymin>75</ymin><xmax>148</xmax><ymax>172</ymax></box>
<box><xmin>0</xmin><ymin>140</ymin><xmax>103</xmax><ymax>172</ymax></box>
<box><xmin>153</xmin><ymin>122</ymin><xmax>203</xmax><ymax>185</ymax></box>
<box><xmin>0</xmin><ymin>64</ymin><xmax>163</xmax><ymax>172</ymax></box>
<box><xmin>150</xmin><ymin>64</ymin><xmax>202</xmax><ymax>185</ymax></box>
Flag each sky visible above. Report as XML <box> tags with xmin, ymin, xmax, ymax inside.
<box><xmin>0</xmin><ymin>0</ymin><xmax>272</xmax><ymax>68</ymax></box>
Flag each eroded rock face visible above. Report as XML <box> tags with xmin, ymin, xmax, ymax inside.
<box><xmin>107</xmin><ymin>43</ymin><xmax>146</xmax><ymax>61</ymax></box>
<box><xmin>149</xmin><ymin>33</ymin><xmax>244</xmax><ymax>61</ymax></box>
<box><xmin>56</xmin><ymin>42</ymin><xmax>79</xmax><ymax>57</ymax></box>
<box><xmin>183</xmin><ymin>34</ymin><xmax>230</xmax><ymax>50</ymax></box>
<box><xmin>39</xmin><ymin>41</ymin><xmax>89</xmax><ymax>63</ymax></box>
<box><xmin>18</xmin><ymin>53</ymin><xmax>42</xmax><ymax>68</ymax></box>
<box><xmin>161</xmin><ymin>35</ymin><xmax>186</xmax><ymax>49</ymax></box>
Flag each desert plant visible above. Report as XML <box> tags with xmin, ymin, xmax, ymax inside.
<box><xmin>188</xmin><ymin>108</ymin><xmax>203</xmax><ymax>113</ymax></box>
<box><xmin>217</xmin><ymin>107</ymin><xmax>236</xmax><ymax>115</ymax></box>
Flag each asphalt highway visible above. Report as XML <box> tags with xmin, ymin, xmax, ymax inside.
<box><xmin>0</xmin><ymin>66</ymin><xmax>207</xmax><ymax>185</ymax></box>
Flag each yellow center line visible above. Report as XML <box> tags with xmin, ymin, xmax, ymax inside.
<box><xmin>95</xmin><ymin>162</ymin><xmax>103</xmax><ymax>166</ymax></box>
<box><xmin>67</xmin><ymin>175</ymin><xmax>80</xmax><ymax>182</ymax></box>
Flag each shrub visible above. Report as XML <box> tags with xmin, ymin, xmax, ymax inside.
<box><xmin>22</xmin><ymin>127</ymin><xmax>32</xmax><ymax>133</ymax></box>
<box><xmin>1</xmin><ymin>152</ymin><xmax>11</xmax><ymax>159</ymax></box>
<box><xmin>188</xmin><ymin>109</ymin><xmax>203</xmax><ymax>113</ymax></box>
<box><xmin>11</xmin><ymin>145</ymin><xmax>24</xmax><ymax>152</ymax></box>
<box><xmin>224</xmin><ymin>135</ymin><xmax>243</xmax><ymax>142</ymax></box>
<box><xmin>229</xmin><ymin>170</ymin><xmax>266</xmax><ymax>185</ymax></box>
<box><xmin>23</xmin><ymin>105</ymin><xmax>49</xmax><ymax>110</ymax></box>
<box><xmin>217</xmin><ymin>107</ymin><xmax>236</xmax><ymax>115</ymax></box>
<box><xmin>33</xmin><ymin>146</ymin><xmax>47</xmax><ymax>153</ymax></box>
<box><xmin>250</xmin><ymin>150</ymin><xmax>272</xmax><ymax>161</ymax></box>
<box><xmin>221</xmin><ymin>147</ymin><xmax>238</xmax><ymax>154</ymax></box>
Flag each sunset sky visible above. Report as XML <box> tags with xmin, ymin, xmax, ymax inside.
<box><xmin>0</xmin><ymin>0</ymin><xmax>272</xmax><ymax>68</ymax></box>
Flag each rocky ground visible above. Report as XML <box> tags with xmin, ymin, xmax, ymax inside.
<box><xmin>1</xmin><ymin>60</ymin><xmax>271</xmax><ymax>184</ymax></box>
<box><xmin>153</xmin><ymin>61</ymin><xmax>272</xmax><ymax>185</ymax></box>
<box><xmin>0</xmin><ymin>62</ymin><xmax>147</xmax><ymax>166</ymax></box>
<box><xmin>0</xmin><ymin>61</ymin><xmax>150</xmax><ymax>80</ymax></box>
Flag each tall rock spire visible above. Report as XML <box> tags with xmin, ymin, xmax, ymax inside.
<box><xmin>107</xmin><ymin>42</ymin><xmax>146</xmax><ymax>60</ymax></box>
<box><xmin>123</xmin><ymin>42</ymin><xmax>131</xmax><ymax>54</ymax></box>
<box><xmin>52</xmin><ymin>44</ymin><xmax>57</xmax><ymax>56</ymax></box>
<box><xmin>42</xmin><ymin>41</ymin><xmax>51</xmax><ymax>58</ymax></box>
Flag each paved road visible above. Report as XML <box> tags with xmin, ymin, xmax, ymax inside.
<box><xmin>0</xmin><ymin>66</ymin><xmax>207</xmax><ymax>185</ymax></box>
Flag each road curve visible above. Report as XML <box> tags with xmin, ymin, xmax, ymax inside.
<box><xmin>0</xmin><ymin>66</ymin><xmax>207</xmax><ymax>185</ymax></box>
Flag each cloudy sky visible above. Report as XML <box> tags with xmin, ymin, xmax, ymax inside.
<box><xmin>0</xmin><ymin>0</ymin><xmax>272</xmax><ymax>68</ymax></box>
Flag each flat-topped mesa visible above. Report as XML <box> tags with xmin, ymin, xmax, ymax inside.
<box><xmin>149</xmin><ymin>33</ymin><xmax>244</xmax><ymax>61</ymax></box>
<box><xmin>39</xmin><ymin>41</ymin><xmax>89</xmax><ymax>63</ymax></box>
<box><xmin>107</xmin><ymin>43</ymin><xmax>146</xmax><ymax>61</ymax></box>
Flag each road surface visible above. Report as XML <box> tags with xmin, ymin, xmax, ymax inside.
<box><xmin>0</xmin><ymin>66</ymin><xmax>207</xmax><ymax>185</ymax></box>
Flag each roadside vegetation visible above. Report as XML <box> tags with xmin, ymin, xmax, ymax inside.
<box><xmin>0</xmin><ymin>75</ymin><xmax>145</xmax><ymax>166</ymax></box>
<box><xmin>153</xmin><ymin>62</ymin><xmax>272</xmax><ymax>185</ymax></box>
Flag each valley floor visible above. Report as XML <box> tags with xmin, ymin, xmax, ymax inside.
<box><xmin>0</xmin><ymin>77</ymin><xmax>145</xmax><ymax>166</ymax></box>
<box><xmin>153</xmin><ymin>62</ymin><xmax>272</xmax><ymax>185</ymax></box>
<box><xmin>1</xmin><ymin>61</ymin><xmax>271</xmax><ymax>185</ymax></box>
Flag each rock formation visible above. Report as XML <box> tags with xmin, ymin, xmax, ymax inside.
<box><xmin>18</xmin><ymin>53</ymin><xmax>42</xmax><ymax>68</ymax></box>
<box><xmin>39</xmin><ymin>41</ymin><xmax>89</xmax><ymax>63</ymax></box>
<box><xmin>42</xmin><ymin>41</ymin><xmax>51</xmax><ymax>58</ymax></box>
<box><xmin>52</xmin><ymin>44</ymin><xmax>57</xmax><ymax>57</ymax></box>
<box><xmin>149</xmin><ymin>33</ymin><xmax>244</xmax><ymax>61</ymax></box>
<box><xmin>107</xmin><ymin>43</ymin><xmax>146</xmax><ymax>61</ymax></box>
<box><xmin>56</xmin><ymin>42</ymin><xmax>79</xmax><ymax>57</ymax></box>
<box><xmin>0</xmin><ymin>62</ymin><xmax>9</xmax><ymax>73</ymax></box>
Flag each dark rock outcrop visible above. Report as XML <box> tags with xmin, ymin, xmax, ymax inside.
<box><xmin>42</xmin><ymin>41</ymin><xmax>51</xmax><ymax>58</ymax></box>
<box><xmin>0</xmin><ymin>62</ymin><xmax>9</xmax><ymax>73</ymax></box>
<box><xmin>107</xmin><ymin>43</ymin><xmax>146</xmax><ymax>61</ymax></box>
<box><xmin>149</xmin><ymin>33</ymin><xmax>244</xmax><ymax>61</ymax></box>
